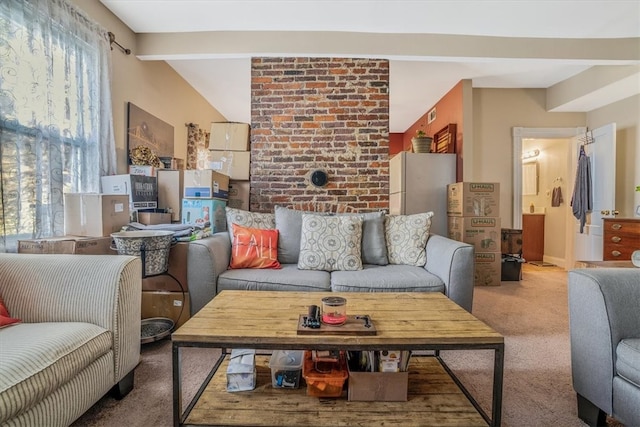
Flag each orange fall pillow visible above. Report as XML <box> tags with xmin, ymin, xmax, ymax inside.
<box><xmin>230</xmin><ymin>224</ymin><xmax>282</xmax><ymax>269</ymax></box>
<box><xmin>0</xmin><ymin>295</ymin><xmax>21</xmax><ymax>328</ymax></box>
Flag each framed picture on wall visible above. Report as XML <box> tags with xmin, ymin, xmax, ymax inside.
<box><xmin>127</xmin><ymin>102</ymin><xmax>174</xmax><ymax>165</ymax></box>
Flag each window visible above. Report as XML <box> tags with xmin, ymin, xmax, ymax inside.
<box><xmin>0</xmin><ymin>0</ymin><xmax>116</xmax><ymax>252</ymax></box>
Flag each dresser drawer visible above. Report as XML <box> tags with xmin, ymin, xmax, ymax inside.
<box><xmin>603</xmin><ymin>218</ymin><xmax>640</xmax><ymax>261</ymax></box>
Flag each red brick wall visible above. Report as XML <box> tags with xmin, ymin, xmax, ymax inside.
<box><xmin>250</xmin><ymin>57</ymin><xmax>389</xmax><ymax>213</ymax></box>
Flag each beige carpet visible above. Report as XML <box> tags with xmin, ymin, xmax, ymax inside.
<box><xmin>73</xmin><ymin>264</ymin><xmax>605</xmax><ymax>427</ymax></box>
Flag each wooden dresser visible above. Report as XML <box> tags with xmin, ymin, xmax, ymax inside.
<box><xmin>602</xmin><ymin>218</ymin><xmax>640</xmax><ymax>260</ymax></box>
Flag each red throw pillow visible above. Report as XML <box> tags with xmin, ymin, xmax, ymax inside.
<box><xmin>0</xmin><ymin>295</ymin><xmax>21</xmax><ymax>328</ymax></box>
<box><xmin>230</xmin><ymin>224</ymin><xmax>282</xmax><ymax>269</ymax></box>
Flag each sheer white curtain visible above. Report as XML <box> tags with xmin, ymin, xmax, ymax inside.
<box><xmin>0</xmin><ymin>0</ymin><xmax>116</xmax><ymax>252</ymax></box>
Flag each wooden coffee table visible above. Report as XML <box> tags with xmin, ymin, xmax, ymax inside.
<box><xmin>172</xmin><ymin>291</ymin><xmax>504</xmax><ymax>427</ymax></box>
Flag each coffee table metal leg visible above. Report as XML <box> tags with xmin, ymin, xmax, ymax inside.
<box><xmin>492</xmin><ymin>344</ymin><xmax>505</xmax><ymax>427</ymax></box>
<box><xmin>172</xmin><ymin>342</ymin><xmax>182</xmax><ymax>427</ymax></box>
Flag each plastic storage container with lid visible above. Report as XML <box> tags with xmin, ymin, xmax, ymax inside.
<box><xmin>302</xmin><ymin>350</ymin><xmax>348</xmax><ymax>397</ymax></box>
<box><xmin>269</xmin><ymin>350</ymin><xmax>304</xmax><ymax>388</ymax></box>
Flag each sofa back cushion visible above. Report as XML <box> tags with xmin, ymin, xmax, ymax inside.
<box><xmin>298</xmin><ymin>214</ymin><xmax>364</xmax><ymax>272</ymax></box>
<box><xmin>340</xmin><ymin>211</ymin><xmax>388</xmax><ymax>265</ymax></box>
<box><xmin>385</xmin><ymin>212</ymin><xmax>433</xmax><ymax>266</ymax></box>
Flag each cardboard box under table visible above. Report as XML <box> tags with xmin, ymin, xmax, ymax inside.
<box><xmin>64</xmin><ymin>193</ymin><xmax>130</xmax><ymax>237</ymax></box>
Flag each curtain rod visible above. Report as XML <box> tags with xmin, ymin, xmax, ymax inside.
<box><xmin>108</xmin><ymin>32</ymin><xmax>131</xmax><ymax>55</ymax></box>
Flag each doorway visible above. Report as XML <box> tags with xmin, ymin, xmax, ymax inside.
<box><xmin>512</xmin><ymin>127</ymin><xmax>586</xmax><ymax>270</ymax></box>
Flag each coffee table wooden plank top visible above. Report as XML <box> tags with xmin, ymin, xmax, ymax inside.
<box><xmin>172</xmin><ymin>291</ymin><xmax>503</xmax><ymax>348</ymax></box>
<box><xmin>185</xmin><ymin>355</ymin><xmax>487</xmax><ymax>427</ymax></box>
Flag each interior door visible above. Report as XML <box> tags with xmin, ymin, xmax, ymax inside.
<box><xmin>572</xmin><ymin>123</ymin><xmax>616</xmax><ymax>262</ymax></box>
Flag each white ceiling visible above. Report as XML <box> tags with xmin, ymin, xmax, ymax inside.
<box><xmin>101</xmin><ymin>0</ymin><xmax>640</xmax><ymax>133</ymax></box>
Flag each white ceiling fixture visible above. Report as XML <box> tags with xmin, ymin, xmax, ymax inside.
<box><xmin>100</xmin><ymin>0</ymin><xmax>640</xmax><ymax>133</ymax></box>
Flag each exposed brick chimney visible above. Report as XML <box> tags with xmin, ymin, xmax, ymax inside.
<box><xmin>250</xmin><ymin>57</ymin><xmax>389</xmax><ymax>213</ymax></box>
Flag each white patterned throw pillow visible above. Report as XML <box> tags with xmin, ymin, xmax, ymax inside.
<box><xmin>225</xmin><ymin>207</ymin><xmax>276</xmax><ymax>244</ymax></box>
<box><xmin>385</xmin><ymin>212</ymin><xmax>434</xmax><ymax>266</ymax></box>
<box><xmin>298</xmin><ymin>214</ymin><xmax>364</xmax><ymax>272</ymax></box>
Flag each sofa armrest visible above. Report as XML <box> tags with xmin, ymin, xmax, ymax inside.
<box><xmin>0</xmin><ymin>253</ymin><xmax>142</xmax><ymax>382</ymax></box>
<box><xmin>186</xmin><ymin>232</ymin><xmax>231</xmax><ymax>315</ymax></box>
<box><xmin>424</xmin><ymin>234</ymin><xmax>474</xmax><ymax>312</ymax></box>
<box><xmin>567</xmin><ymin>268</ymin><xmax>640</xmax><ymax>414</ymax></box>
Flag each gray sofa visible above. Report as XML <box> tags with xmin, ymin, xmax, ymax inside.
<box><xmin>186</xmin><ymin>207</ymin><xmax>475</xmax><ymax>313</ymax></box>
<box><xmin>0</xmin><ymin>254</ymin><xmax>142</xmax><ymax>427</ymax></box>
<box><xmin>568</xmin><ymin>268</ymin><xmax>640</xmax><ymax>427</ymax></box>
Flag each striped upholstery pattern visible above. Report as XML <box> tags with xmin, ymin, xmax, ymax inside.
<box><xmin>0</xmin><ymin>323</ymin><xmax>111</xmax><ymax>423</ymax></box>
<box><xmin>0</xmin><ymin>254</ymin><xmax>142</xmax><ymax>425</ymax></box>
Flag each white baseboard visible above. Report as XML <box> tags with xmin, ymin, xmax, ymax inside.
<box><xmin>543</xmin><ymin>255</ymin><xmax>566</xmax><ymax>269</ymax></box>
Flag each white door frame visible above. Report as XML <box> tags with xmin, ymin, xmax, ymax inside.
<box><xmin>512</xmin><ymin>127</ymin><xmax>586</xmax><ymax>268</ymax></box>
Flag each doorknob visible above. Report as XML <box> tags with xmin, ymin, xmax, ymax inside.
<box><xmin>613</xmin><ymin>210</ymin><xmax>619</xmax><ymax>215</ymax></box>
<box><xmin>601</xmin><ymin>210</ymin><xmax>610</xmax><ymax>215</ymax></box>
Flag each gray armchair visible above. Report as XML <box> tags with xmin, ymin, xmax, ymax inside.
<box><xmin>567</xmin><ymin>268</ymin><xmax>640</xmax><ymax>427</ymax></box>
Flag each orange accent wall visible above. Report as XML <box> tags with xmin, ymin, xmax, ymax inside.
<box><xmin>389</xmin><ymin>133</ymin><xmax>404</xmax><ymax>156</ymax></box>
<box><xmin>402</xmin><ymin>81</ymin><xmax>465</xmax><ymax>181</ymax></box>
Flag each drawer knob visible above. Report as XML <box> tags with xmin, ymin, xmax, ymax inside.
<box><xmin>611</xmin><ymin>250</ymin><xmax>621</xmax><ymax>257</ymax></box>
<box><xmin>611</xmin><ymin>223</ymin><xmax>622</xmax><ymax>230</ymax></box>
<box><xmin>611</xmin><ymin>236</ymin><xmax>622</xmax><ymax>243</ymax></box>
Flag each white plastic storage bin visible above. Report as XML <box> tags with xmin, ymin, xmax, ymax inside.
<box><xmin>269</xmin><ymin>350</ymin><xmax>304</xmax><ymax>389</ymax></box>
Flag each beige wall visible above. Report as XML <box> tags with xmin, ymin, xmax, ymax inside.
<box><xmin>471</xmin><ymin>88</ymin><xmax>586</xmax><ymax>227</ymax></box>
<box><xmin>71</xmin><ymin>0</ymin><xmax>225</xmax><ymax>174</ymax></box>
<box><xmin>586</xmin><ymin>94</ymin><xmax>640</xmax><ymax>218</ymax></box>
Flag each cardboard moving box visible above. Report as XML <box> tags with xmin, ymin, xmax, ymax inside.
<box><xmin>101</xmin><ymin>174</ymin><xmax>158</xmax><ymax>210</ymax></box>
<box><xmin>183</xmin><ymin>169</ymin><xmax>229</xmax><ymax>199</ymax></box>
<box><xmin>347</xmin><ymin>369</ymin><xmax>409</xmax><ymax>402</ymax></box>
<box><xmin>64</xmin><ymin>193</ymin><xmax>130</xmax><ymax>237</ymax></box>
<box><xmin>447</xmin><ymin>216</ymin><xmax>501</xmax><ymax>252</ymax></box>
<box><xmin>474</xmin><ymin>251</ymin><xmax>502</xmax><ymax>286</ymax></box>
<box><xmin>208</xmin><ymin>150</ymin><xmax>250</xmax><ymax>181</ymax></box>
<box><xmin>157</xmin><ymin>169</ymin><xmax>184</xmax><ymax>222</ymax></box>
<box><xmin>228</xmin><ymin>180</ymin><xmax>250</xmax><ymax>210</ymax></box>
<box><xmin>137</xmin><ymin>212</ymin><xmax>172</xmax><ymax>225</ymax></box>
<box><xmin>181</xmin><ymin>198</ymin><xmax>227</xmax><ymax>232</ymax></box>
<box><xmin>447</xmin><ymin>182</ymin><xmax>500</xmax><ymax>217</ymax></box>
<box><xmin>18</xmin><ymin>236</ymin><xmax>114</xmax><ymax>255</ymax></box>
<box><xmin>209</xmin><ymin>122</ymin><xmax>250</xmax><ymax>151</ymax></box>
<box><xmin>141</xmin><ymin>291</ymin><xmax>190</xmax><ymax>328</ymax></box>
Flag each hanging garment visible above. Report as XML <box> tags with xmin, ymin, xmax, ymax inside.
<box><xmin>570</xmin><ymin>149</ymin><xmax>592</xmax><ymax>233</ymax></box>
<box><xmin>551</xmin><ymin>186</ymin><xmax>564</xmax><ymax>207</ymax></box>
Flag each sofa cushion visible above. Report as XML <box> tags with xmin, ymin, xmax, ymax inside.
<box><xmin>230</xmin><ymin>224</ymin><xmax>281</xmax><ymax>269</ymax></box>
<box><xmin>385</xmin><ymin>212</ymin><xmax>433</xmax><ymax>266</ymax></box>
<box><xmin>217</xmin><ymin>264</ymin><xmax>331</xmax><ymax>292</ymax></box>
<box><xmin>331</xmin><ymin>264</ymin><xmax>445</xmax><ymax>293</ymax></box>
<box><xmin>339</xmin><ymin>211</ymin><xmax>388</xmax><ymax>265</ymax></box>
<box><xmin>274</xmin><ymin>206</ymin><xmax>305</xmax><ymax>264</ymax></box>
<box><xmin>0</xmin><ymin>322</ymin><xmax>111</xmax><ymax>423</ymax></box>
<box><xmin>298</xmin><ymin>214</ymin><xmax>363</xmax><ymax>272</ymax></box>
<box><xmin>617</xmin><ymin>338</ymin><xmax>640</xmax><ymax>388</ymax></box>
<box><xmin>225</xmin><ymin>207</ymin><xmax>275</xmax><ymax>244</ymax></box>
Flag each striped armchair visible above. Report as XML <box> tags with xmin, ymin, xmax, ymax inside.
<box><xmin>0</xmin><ymin>254</ymin><xmax>142</xmax><ymax>427</ymax></box>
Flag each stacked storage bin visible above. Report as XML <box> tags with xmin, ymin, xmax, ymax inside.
<box><xmin>501</xmin><ymin>228</ymin><xmax>525</xmax><ymax>281</ymax></box>
<box><xmin>209</xmin><ymin>122</ymin><xmax>251</xmax><ymax>211</ymax></box>
<box><xmin>447</xmin><ymin>182</ymin><xmax>502</xmax><ymax>286</ymax></box>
